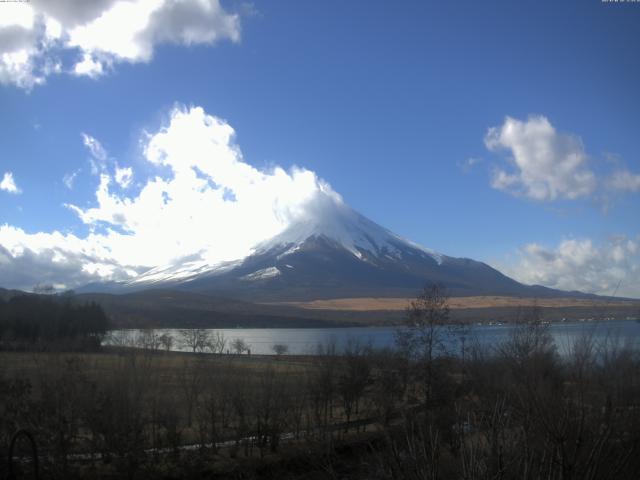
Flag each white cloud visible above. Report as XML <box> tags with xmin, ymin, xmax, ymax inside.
<box><xmin>81</xmin><ymin>132</ymin><xmax>108</xmax><ymax>174</ymax></box>
<box><xmin>0</xmin><ymin>224</ymin><xmax>142</xmax><ymax>291</ymax></box>
<box><xmin>485</xmin><ymin>115</ymin><xmax>597</xmax><ymax>201</ymax></box>
<box><xmin>63</xmin><ymin>170</ymin><xmax>80</xmax><ymax>189</ymax></box>
<box><xmin>607</xmin><ymin>169</ymin><xmax>640</xmax><ymax>193</ymax></box>
<box><xmin>0</xmin><ymin>0</ymin><xmax>240</xmax><ymax>89</ymax></box>
<box><xmin>115</xmin><ymin>164</ymin><xmax>133</xmax><ymax>188</ymax></box>
<box><xmin>0</xmin><ymin>4</ymin><xmax>42</xmax><ymax>89</ymax></box>
<box><xmin>73</xmin><ymin>53</ymin><xmax>104</xmax><ymax>78</ymax></box>
<box><xmin>0</xmin><ymin>105</ymin><xmax>341</xmax><ymax>289</ymax></box>
<box><xmin>67</xmin><ymin>0</ymin><xmax>241</xmax><ymax>64</ymax></box>
<box><xmin>483</xmin><ymin>115</ymin><xmax>640</xmax><ymax>203</ymax></box>
<box><xmin>457</xmin><ymin>157</ymin><xmax>482</xmax><ymax>174</ymax></box>
<box><xmin>1</xmin><ymin>172</ymin><xmax>21</xmax><ymax>194</ymax></box>
<box><xmin>500</xmin><ymin>236</ymin><xmax>640</xmax><ymax>298</ymax></box>
<box><xmin>66</xmin><ymin>105</ymin><xmax>332</xmax><ymax>267</ymax></box>
<box><xmin>82</xmin><ymin>132</ymin><xmax>107</xmax><ymax>160</ymax></box>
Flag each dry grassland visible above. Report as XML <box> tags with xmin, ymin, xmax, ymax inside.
<box><xmin>268</xmin><ymin>296</ymin><xmax>640</xmax><ymax>311</ymax></box>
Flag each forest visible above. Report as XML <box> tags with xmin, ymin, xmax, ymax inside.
<box><xmin>0</xmin><ymin>293</ymin><xmax>110</xmax><ymax>350</ymax></box>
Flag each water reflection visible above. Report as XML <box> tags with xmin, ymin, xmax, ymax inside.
<box><xmin>105</xmin><ymin>319</ymin><xmax>640</xmax><ymax>356</ymax></box>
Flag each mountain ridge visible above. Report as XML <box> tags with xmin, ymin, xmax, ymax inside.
<box><xmin>77</xmin><ymin>194</ymin><xmax>613</xmax><ymax>302</ymax></box>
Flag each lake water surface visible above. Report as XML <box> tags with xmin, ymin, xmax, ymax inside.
<box><xmin>106</xmin><ymin>319</ymin><xmax>640</xmax><ymax>356</ymax></box>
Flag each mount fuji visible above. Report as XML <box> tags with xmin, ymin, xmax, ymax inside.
<box><xmin>81</xmin><ymin>192</ymin><xmax>587</xmax><ymax>302</ymax></box>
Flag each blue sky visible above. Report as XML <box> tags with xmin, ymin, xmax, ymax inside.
<box><xmin>0</xmin><ymin>0</ymin><xmax>639</xmax><ymax>296</ymax></box>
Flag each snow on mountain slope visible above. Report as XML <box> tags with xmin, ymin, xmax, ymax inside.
<box><xmin>240</xmin><ymin>266</ymin><xmax>281</xmax><ymax>281</ymax></box>
<box><xmin>127</xmin><ymin>258</ymin><xmax>242</xmax><ymax>286</ymax></box>
<box><xmin>253</xmin><ymin>194</ymin><xmax>443</xmax><ymax>265</ymax></box>
<box><xmin>84</xmin><ymin>188</ymin><xmax>575</xmax><ymax>301</ymax></box>
<box><xmin>127</xmin><ymin>189</ymin><xmax>444</xmax><ymax>288</ymax></box>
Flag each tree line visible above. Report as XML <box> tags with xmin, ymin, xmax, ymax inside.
<box><xmin>0</xmin><ymin>293</ymin><xmax>110</xmax><ymax>350</ymax></box>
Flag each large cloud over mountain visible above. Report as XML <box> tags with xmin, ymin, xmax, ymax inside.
<box><xmin>0</xmin><ymin>105</ymin><xmax>341</xmax><ymax>290</ymax></box>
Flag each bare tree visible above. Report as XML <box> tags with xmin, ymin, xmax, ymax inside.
<box><xmin>179</xmin><ymin>328</ymin><xmax>211</xmax><ymax>353</ymax></box>
<box><xmin>204</xmin><ymin>331</ymin><xmax>226</xmax><ymax>354</ymax></box>
<box><xmin>158</xmin><ymin>333</ymin><xmax>173</xmax><ymax>351</ymax></box>
<box><xmin>178</xmin><ymin>357</ymin><xmax>205</xmax><ymax>427</ymax></box>
<box><xmin>84</xmin><ymin>351</ymin><xmax>156</xmax><ymax>478</ymax></box>
<box><xmin>338</xmin><ymin>338</ymin><xmax>371</xmax><ymax>430</ymax></box>
<box><xmin>396</xmin><ymin>283</ymin><xmax>450</xmax><ymax>406</ymax></box>
<box><xmin>106</xmin><ymin>329</ymin><xmax>133</xmax><ymax>348</ymax></box>
<box><xmin>308</xmin><ymin>340</ymin><xmax>338</xmax><ymax>436</ymax></box>
<box><xmin>196</xmin><ymin>362</ymin><xmax>234</xmax><ymax>452</ymax></box>
<box><xmin>137</xmin><ymin>329</ymin><xmax>161</xmax><ymax>351</ymax></box>
<box><xmin>272</xmin><ymin>343</ymin><xmax>289</xmax><ymax>356</ymax></box>
<box><xmin>231</xmin><ymin>337</ymin><xmax>249</xmax><ymax>354</ymax></box>
<box><xmin>370</xmin><ymin>349</ymin><xmax>405</xmax><ymax>426</ymax></box>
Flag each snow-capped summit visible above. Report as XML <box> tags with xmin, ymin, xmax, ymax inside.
<box><xmin>253</xmin><ymin>194</ymin><xmax>443</xmax><ymax>265</ymax></box>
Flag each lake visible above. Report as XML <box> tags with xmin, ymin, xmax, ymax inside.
<box><xmin>106</xmin><ymin>319</ymin><xmax>640</xmax><ymax>356</ymax></box>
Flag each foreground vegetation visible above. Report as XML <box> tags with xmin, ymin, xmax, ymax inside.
<box><xmin>1</xmin><ymin>336</ymin><xmax>639</xmax><ymax>479</ymax></box>
<box><xmin>1</xmin><ymin>287</ymin><xmax>639</xmax><ymax>479</ymax></box>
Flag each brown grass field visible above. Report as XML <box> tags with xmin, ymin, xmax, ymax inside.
<box><xmin>0</xmin><ymin>348</ymin><xmax>312</xmax><ymax>384</ymax></box>
<box><xmin>267</xmin><ymin>296</ymin><xmax>640</xmax><ymax>311</ymax></box>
